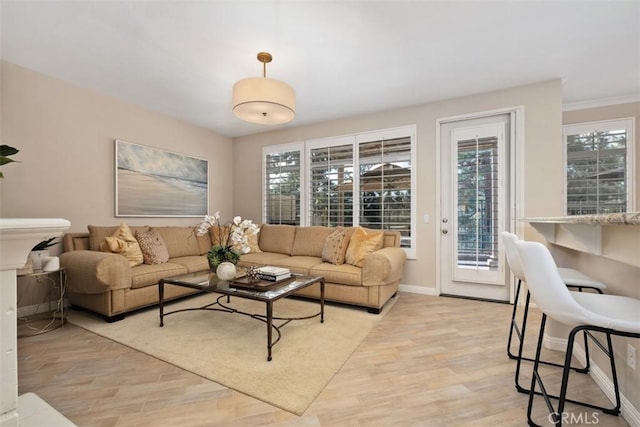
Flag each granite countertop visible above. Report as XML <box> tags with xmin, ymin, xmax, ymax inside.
<box><xmin>520</xmin><ymin>212</ymin><xmax>640</xmax><ymax>225</ymax></box>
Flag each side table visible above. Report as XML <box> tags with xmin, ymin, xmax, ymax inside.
<box><xmin>17</xmin><ymin>268</ymin><xmax>67</xmax><ymax>337</ymax></box>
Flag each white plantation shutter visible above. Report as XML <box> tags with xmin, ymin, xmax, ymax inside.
<box><xmin>309</xmin><ymin>142</ymin><xmax>354</xmax><ymax>227</ymax></box>
<box><xmin>358</xmin><ymin>136</ymin><xmax>412</xmax><ymax>248</ymax></box>
<box><xmin>262</xmin><ymin>126</ymin><xmax>416</xmax><ymax>257</ymax></box>
<box><xmin>264</xmin><ymin>145</ymin><xmax>302</xmax><ymax>225</ymax></box>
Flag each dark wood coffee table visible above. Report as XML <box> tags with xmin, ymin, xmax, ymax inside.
<box><xmin>158</xmin><ymin>271</ymin><xmax>325</xmax><ymax>361</ymax></box>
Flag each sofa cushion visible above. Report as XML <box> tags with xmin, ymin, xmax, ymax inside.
<box><xmin>236</xmin><ymin>251</ymin><xmax>291</xmax><ymax>267</ymax></box>
<box><xmin>88</xmin><ymin>224</ymin><xmax>149</xmax><ymax>251</ymax></box>
<box><xmin>130</xmin><ymin>262</ymin><xmax>188</xmax><ymax>289</ymax></box>
<box><xmin>169</xmin><ymin>255</ymin><xmax>209</xmax><ymax>273</ymax></box>
<box><xmin>99</xmin><ymin>223</ymin><xmax>144</xmax><ymax>267</ymax></box>
<box><xmin>291</xmin><ymin>226</ymin><xmax>333</xmax><ymax>257</ymax></box>
<box><xmin>322</xmin><ymin>227</ymin><xmax>354</xmax><ymax>265</ymax></box>
<box><xmin>309</xmin><ymin>262</ymin><xmax>362</xmax><ymax>287</ymax></box>
<box><xmin>258</xmin><ymin>224</ymin><xmax>296</xmax><ymax>254</ymax></box>
<box><xmin>345</xmin><ymin>227</ymin><xmax>384</xmax><ymax>267</ymax></box>
<box><xmin>135</xmin><ymin>229</ymin><xmax>170</xmax><ymax>265</ymax></box>
<box><xmin>195</xmin><ymin>232</ymin><xmax>212</xmax><ymax>255</ymax></box>
<box><xmin>264</xmin><ymin>256</ymin><xmax>323</xmax><ymax>275</ymax></box>
<box><xmin>153</xmin><ymin>227</ymin><xmax>201</xmax><ymax>258</ymax></box>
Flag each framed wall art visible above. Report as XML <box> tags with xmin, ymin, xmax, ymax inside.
<box><xmin>115</xmin><ymin>140</ymin><xmax>208</xmax><ymax>217</ymax></box>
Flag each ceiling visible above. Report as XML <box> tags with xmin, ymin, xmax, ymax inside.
<box><xmin>1</xmin><ymin>1</ymin><xmax>639</xmax><ymax>138</ymax></box>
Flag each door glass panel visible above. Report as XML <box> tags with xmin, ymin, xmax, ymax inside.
<box><xmin>456</xmin><ymin>136</ymin><xmax>500</xmax><ymax>271</ymax></box>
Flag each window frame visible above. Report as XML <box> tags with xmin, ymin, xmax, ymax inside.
<box><xmin>563</xmin><ymin>118</ymin><xmax>635</xmax><ymax>215</ymax></box>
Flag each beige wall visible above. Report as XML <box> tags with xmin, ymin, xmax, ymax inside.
<box><xmin>232</xmin><ymin>79</ymin><xmax>564</xmax><ymax>290</ymax></box>
<box><xmin>0</xmin><ymin>61</ymin><xmax>234</xmax><ymax>239</ymax></box>
<box><xmin>0</xmin><ymin>61</ymin><xmax>233</xmax><ymax>309</ymax></box>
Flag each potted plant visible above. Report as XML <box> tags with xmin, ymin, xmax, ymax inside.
<box><xmin>196</xmin><ymin>212</ymin><xmax>259</xmax><ymax>279</ymax></box>
<box><xmin>0</xmin><ymin>145</ymin><xmax>19</xmax><ymax>178</ymax></box>
<box><xmin>29</xmin><ymin>237</ymin><xmax>60</xmax><ymax>271</ymax></box>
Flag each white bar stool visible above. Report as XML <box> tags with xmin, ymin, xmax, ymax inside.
<box><xmin>515</xmin><ymin>239</ymin><xmax>640</xmax><ymax>426</ymax></box>
<box><xmin>501</xmin><ymin>232</ymin><xmax>606</xmax><ymax>393</ymax></box>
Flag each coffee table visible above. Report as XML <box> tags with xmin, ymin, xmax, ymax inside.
<box><xmin>158</xmin><ymin>271</ymin><xmax>325</xmax><ymax>361</ymax></box>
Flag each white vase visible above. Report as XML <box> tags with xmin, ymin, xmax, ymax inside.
<box><xmin>216</xmin><ymin>261</ymin><xmax>237</xmax><ymax>281</ymax></box>
<box><xmin>29</xmin><ymin>249</ymin><xmax>49</xmax><ymax>271</ymax></box>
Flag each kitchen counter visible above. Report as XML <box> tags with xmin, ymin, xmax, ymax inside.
<box><xmin>521</xmin><ymin>212</ymin><xmax>640</xmax><ymax>225</ymax></box>
<box><xmin>520</xmin><ymin>212</ymin><xmax>640</xmax><ymax>267</ymax></box>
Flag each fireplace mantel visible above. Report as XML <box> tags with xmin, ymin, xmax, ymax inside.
<box><xmin>0</xmin><ymin>218</ymin><xmax>72</xmax><ymax>427</ymax></box>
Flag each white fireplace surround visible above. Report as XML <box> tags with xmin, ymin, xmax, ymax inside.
<box><xmin>0</xmin><ymin>218</ymin><xmax>74</xmax><ymax>427</ymax></box>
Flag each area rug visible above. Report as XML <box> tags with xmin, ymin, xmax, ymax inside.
<box><xmin>67</xmin><ymin>294</ymin><xmax>396</xmax><ymax>415</ymax></box>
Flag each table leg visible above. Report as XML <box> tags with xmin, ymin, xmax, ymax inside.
<box><xmin>159</xmin><ymin>280</ymin><xmax>165</xmax><ymax>327</ymax></box>
<box><xmin>320</xmin><ymin>278</ymin><xmax>325</xmax><ymax>323</ymax></box>
<box><xmin>266</xmin><ymin>301</ymin><xmax>273</xmax><ymax>361</ymax></box>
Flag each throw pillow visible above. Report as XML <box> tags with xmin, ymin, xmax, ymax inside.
<box><xmin>244</xmin><ymin>229</ymin><xmax>262</xmax><ymax>254</ymax></box>
<box><xmin>135</xmin><ymin>229</ymin><xmax>169</xmax><ymax>265</ymax></box>
<box><xmin>99</xmin><ymin>223</ymin><xmax>144</xmax><ymax>267</ymax></box>
<box><xmin>322</xmin><ymin>227</ymin><xmax>350</xmax><ymax>265</ymax></box>
<box><xmin>345</xmin><ymin>227</ymin><xmax>384</xmax><ymax>267</ymax></box>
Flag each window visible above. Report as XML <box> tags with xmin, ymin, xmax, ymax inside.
<box><xmin>308</xmin><ymin>137</ymin><xmax>354</xmax><ymax>227</ymax></box>
<box><xmin>357</xmin><ymin>132</ymin><xmax>413</xmax><ymax>250</ymax></box>
<box><xmin>263</xmin><ymin>144</ymin><xmax>303</xmax><ymax>225</ymax></box>
<box><xmin>262</xmin><ymin>126</ymin><xmax>416</xmax><ymax>257</ymax></box>
<box><xmin>564</xmin><ymin>119</ymin><xmax>635</xmax><ymax>215</ymax></box>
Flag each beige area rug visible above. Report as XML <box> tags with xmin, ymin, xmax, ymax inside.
<box><xmin>67</xmin><ymin>294</ymin><xmax>395</xmax><ymax>415</ymax></box>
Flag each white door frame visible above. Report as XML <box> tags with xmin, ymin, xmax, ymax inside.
<box><xmin>435</xmin><ymin>106</ymin><xmax>525</xmax><ymax>302</ymax></box>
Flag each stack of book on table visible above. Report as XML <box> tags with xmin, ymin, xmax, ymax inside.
<box><xmin>257</xmin><ymin>266</ymin><xmax>291</xmax><ymax>281</ymax></box>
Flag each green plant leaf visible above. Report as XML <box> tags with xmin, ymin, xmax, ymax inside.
<box><xmin>0</xmin><ymin>145</ymin><xmax>19</xmax><ymax>157</ymax></box>
<box><xmin>1</xmin><ymin>156</ymin><xmax>17</xmax><ymax>166</ymax></box>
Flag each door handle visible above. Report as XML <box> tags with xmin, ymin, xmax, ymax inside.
<box><xmin>442</xmin><ymin>229</ymin><xmax>448</xmax><ymax>235</ymax></box>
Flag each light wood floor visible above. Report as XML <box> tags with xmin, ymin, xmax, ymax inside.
<box><xmin>18</xmin><ymin>293</ymin><xmax>630</xmax><ymax>426</ymax></box>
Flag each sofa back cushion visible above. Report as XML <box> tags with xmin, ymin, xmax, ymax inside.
<box><xmin>291</xmin><ymin>226</ymin><xmax>334</xmax><ymax>257</ymax></box>
<box><xmin>258</xmin><ymin>224</ymin><xmax>297</xmax><ymax>254</ymax></box>
<box><xmin>88</xmin><ymin>225</ymin><xmax>149</xmax><ymax>251</ymax></box>
<box><xmin>195</xmin><ymin>231</ymin><xmax>212</xmax><ymax>255</ymax></box>
<box><xmin>153</xmin><ymin>226</ymin><xmax>201</xmax><ymax>258</ymax></box>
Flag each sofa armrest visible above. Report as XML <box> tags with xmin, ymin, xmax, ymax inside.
<box><xmin>60</xmin><ymin>250</ymin><xmax>131</xmax><ymax>294</ymax></box>
<box><xmin>361</xmin><ymin>247</ymin><xmax>407</xmax><ymax>287</ymax></box>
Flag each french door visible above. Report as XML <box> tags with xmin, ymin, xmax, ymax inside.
<box><xmin>439</xmin><ymin>114</ymin><xmax>512</xmax><ymax>301</ymax></box>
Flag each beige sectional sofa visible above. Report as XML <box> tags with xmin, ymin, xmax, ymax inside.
<box><xmin>61</xmin><ymin>224</ymin><xmax>406</xmax><ymax>322</ymax></box>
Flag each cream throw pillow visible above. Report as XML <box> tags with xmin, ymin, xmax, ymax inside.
<box><xmin>135</xmin><ymin>229</ymin><xmax>169</xmax><ymax>265</ymax></box>
<box><xmin>345</xmin><ymin>227</ymin><xmax>384</xmax><ymax>267</ymax></box>
<box><xmin>322</xmin><ymin>227</ymin><xmax>350</xmax><ymax>265</ymax></box>
<box><xmin>100</xmin><ymin>223</ymin><xmax>144</xmax><ymax>267</ymax></box>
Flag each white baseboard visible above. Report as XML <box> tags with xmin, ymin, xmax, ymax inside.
<box><xmin>544</xmin><ymin>334</ymin><xmax>640</xmax><ymax>427</ymax></box>
<box><xmin>398</xmin><ymin>283</ymin><xmax>437</xmax><ymax>296</ymax></box>
<box><xmin>17</xmin><ymin>301</ymin><xmax>64</xmax><ymax>318</ymax></box>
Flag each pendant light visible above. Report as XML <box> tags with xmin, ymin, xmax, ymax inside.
<box><xmin>232</xmin><ymin>52</ymin><xmax>296</xmax><ymax>125</ymax></box>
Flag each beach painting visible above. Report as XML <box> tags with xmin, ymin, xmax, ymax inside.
<box><xmin>115</xmin><ymin>140</ymin><xmax>208</xmax><ymax>217</ymax></box>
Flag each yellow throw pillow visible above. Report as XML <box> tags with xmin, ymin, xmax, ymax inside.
<box><xmin>345</xmin><ymin>227</ymin><xmax>384</xmax><ymax>267</ymax></box>
<box><xmin>100</xmin><ymin>223</ymin><xmax>144</xmax><ymax>267</ymax></box>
